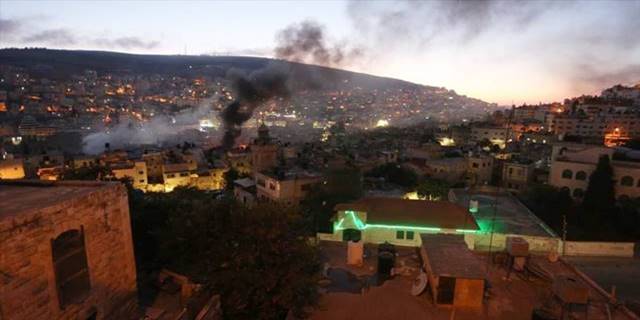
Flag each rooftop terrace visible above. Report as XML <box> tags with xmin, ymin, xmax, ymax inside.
<box><xmin>449</xmin><ymin>188</ymin><xmax>557</xmax><ymax>238</ymax></box>
<box><xmin>0</xmin><ymin>180</ymin><xmax>120</xmax><ymax>219</ymax></box>
<box><xmin>313</xmin><ymin>241</ymin><xmax>638</xmax><ymax>320</ymax></box>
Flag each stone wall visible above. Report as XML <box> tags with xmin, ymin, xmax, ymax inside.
<box><xmin>0</xmin><ymin>182</ymin><xmax>138</xmax><ymax>320</ymax></box>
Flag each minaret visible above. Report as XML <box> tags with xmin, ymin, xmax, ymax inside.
<box><xmin>251</xmin><ymin>123</ymin><xmax>278</xmax><ymax>176</ymax></box>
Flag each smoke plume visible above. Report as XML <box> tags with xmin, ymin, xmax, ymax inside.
<box><xmin>220</xmin><ymin>66</ymin><xmax>290</xmax><ymax>150</ymax></box>
<box><xmin>82</xmin><ymin>98</ymin><xmax>216</xmax><ymax>154</ymax></box>
<box><xmin>219</xmin><ymin>20</ymin><xmax>362</xmax><ymax>150</ymax></box>
<box><xmin>274</xmin><ymin>20</ymin><xmax>361</xmax><ymax>68</ymax></box>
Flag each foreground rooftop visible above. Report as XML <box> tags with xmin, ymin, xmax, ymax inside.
<box><xmin>314</xmin><ymin>241</ymin><xmax>637</xmax><ymax>320</ymax></box>
<box><xmin>0</xmin><ymin>180</ymin><xmax>121</xmax><ymax>219</ymax></box>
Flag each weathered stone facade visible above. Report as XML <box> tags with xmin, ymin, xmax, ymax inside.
<box><xmin>0</xmin><ymin>181</ymin><xmax>138</xmax><ymax>320</ymax></box>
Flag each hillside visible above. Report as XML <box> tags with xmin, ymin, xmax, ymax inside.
<box><xmin>0</xmin><ymin>48</ymin><xmax>425</xmax><ymax>91</ymax></box>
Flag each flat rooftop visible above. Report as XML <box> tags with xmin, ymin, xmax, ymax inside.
<box><xmin>421</xmin><ymin>234</ymin><xmax>485</xmax><ymax>279</ymax></box>
<box><xmin>335</xmin><ymin>197</ymin><xmax>479</xmax><ymax>230</ymax></box>
<box><xmin>449</xmin><ymin>188</ymin><xmax>556</xmax><ymax>237</ymax></box>
<box><xmin>0</xmin><ymin>180</ymin><xmax>120</xmax><ymax>219</ymax></box>
<box><xmin>565</xmin><ymin>256</ymin><xmax>640</xmax><ymax>306</ymax></box>
<box><xmin>314</xmin><ymin>241</ymin><xmax>637</xmax><ymax>320</ymax></box>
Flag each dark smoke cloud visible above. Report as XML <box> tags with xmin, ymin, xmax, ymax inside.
<box><xmin>220</xmin><ymin>66</ymin><xmax>290</xmax><ymax>150</ymax></box>
<box><xmin>274</xmin><ymin>20</ymin><xmax>361</xmax><ymax>67</ymax></box>
<box><xmin>219</xmin><ymin>20</ymin><xmax>363</xmax><ymax>150</ymax></box>
<box><xmin>92</xmin><ymin>36</ymin><xmax>159</xmax><ymax>50</ymax></box>
<box><xmin>347</xmin><ymin>0</ymin><xmax>558</xmax><ymax>47</ymax></box>
<box><xmin>19</xmin><ymin>28</ymin><xmax>160</xmax><ymax>49</ymax></box>
<box><xmin>0</xmin><ymin>18</ymin><xmax>22</xmax><ymax>34</ymax></box>
<box><xmin>1</xmin><ymin>17</ymin><xmax>160</xmax><ymax>50</ymax></box>
<box><xmin>22</xmin><ymin>29</ymin><xmax>78</xmax><ymax>45</ymax></box>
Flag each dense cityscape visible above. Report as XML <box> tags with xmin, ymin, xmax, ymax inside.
<box><xmin>1</xmin><ymin>1</ymin><xmax>640</xmax><ymax>320</ymax></box>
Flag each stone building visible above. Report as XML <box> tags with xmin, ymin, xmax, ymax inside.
<box><xmin>0</xmin><ymin>180</ymin><xmax>138</xmax><ymax>320</ymax></box>
<box><xmin>250</xmin><ymin>124</ymin><xmax>278</xmax><ymax>176</ymax></box>
<box><xmin>549</xmin><ymin>143</ymin><xmax>640</xmax><ymax>199</ymax></box>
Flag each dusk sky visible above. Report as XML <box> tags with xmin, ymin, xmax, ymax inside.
<box><xmin>1</xmin><ymin>0</ymin><xmax>639</xmax><ymax>105</ymax></box>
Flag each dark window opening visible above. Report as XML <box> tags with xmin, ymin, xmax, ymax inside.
<box><xmin>396</xmin><ymin>230</ymin><xmax>405</xmax><ymax>239</ymax></box>
<box><xmin>437</xmin><ymin>276</ymin><xmax>456</xmax><ymax>304</ymax></box>
<box><xmin>52</xmin><ymin>228</ymin><xmax>91</xmax><ymax>308</ymax></box>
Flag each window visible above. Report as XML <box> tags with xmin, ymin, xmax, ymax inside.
<box><xmin>396</xmin><ymin>230</ymin><xmax>405</xmax><ymax>239</ymax></box>
<box><xmin>138</xmin><ymin>171</ymin><xmax>144</xmax><ymax>175</ymax></box>
<box><xmin>472</xmin><ymin>163</ymin><xmax>479</xmax><ymax>168</ymax></box>
<box><xmin>180</xmin><ymin>172</ymin><xmax>189</xmax><ymax>177</ymax></box>
<box><xmin>406</xmin><ymin>231</ymin><xmax>414</xmax><ymax>240</ymax></box>
<box><xmin>562</xmin><ymin>169</ymin><xmax>573</xmax><ymax>179</ymax></box>
<box><xmin>139</xmin><ymin>179</ymin><xmax>145</xmax><ymax>183</ymax></box>
<box><xmin>52</xmin><ymin>229</ymin><xmax>91</xmax><ymax>308</ymax></box>
<box><xmin>620</xmin><ymin>176</ymin><xmax>634</xmax><ymax>187</ymax></box>
<box><xmin>575</xmin><ymin>171</ymin><xmax>587</xmax><ymax>181</ymax></box>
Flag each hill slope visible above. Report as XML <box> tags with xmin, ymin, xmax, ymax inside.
<box><xmin>0</xmin><ymin>48</ymin><xmax>427</xmax><ymax>92</ymax></box>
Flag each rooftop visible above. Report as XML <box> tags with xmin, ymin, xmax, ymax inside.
<box><xmin>421</xmin><ymin>234</ymin><xmax>485</xmax><ymax>279</ymax></box>
<box><xmin>334</xmin><ymin>197</ymin><xmax>479</xmax><ymax>230</ymax></box>
<box><xmin>313</xmin><ymin>241</ymin><xmax>637</xmax><ymax>320</ymax></box>
<box><xmin>449</xmin><ymin>188</ymin><xmax>556</xmax><ymax>237</ymax></box>
<box><xmin>0</xmin><ymin>180</ymin><xmax>121</xmax><ymax>220</ymax></box>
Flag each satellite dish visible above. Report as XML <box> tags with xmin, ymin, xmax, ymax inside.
<box><xmin>411</xmin><ymin>272</ymin><xmax>428</xmax><ymax>296</ymax></box>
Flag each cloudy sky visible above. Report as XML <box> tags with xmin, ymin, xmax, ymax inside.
<box><xmin>1</xmin><ymin>0</ymin><xmax>639</xmax><ymax>105</ymax></box>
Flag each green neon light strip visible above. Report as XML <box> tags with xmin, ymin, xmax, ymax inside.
<box><xmin>334</xmin><ymin>211</ymin><xmax>478</xmax><ymax>234</ymax></box>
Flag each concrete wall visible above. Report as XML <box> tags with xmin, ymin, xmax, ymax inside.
<box><xmin>0</xmin><ymin>182</ymin><xmax>138</xmax><ymax>320</ymax></box>
<box><xmin>562</xmin><ymin>241</ymin><xmax>635</xmax><ymax>257</ymax></box>
<box><xmin>468</xmin><ymin>233</ymin><xmax>560</xmax><ymax>254</ymax></box>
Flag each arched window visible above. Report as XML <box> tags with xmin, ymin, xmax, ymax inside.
<box><xmin>52</xmin><ymin>229</ymin><xmax>91</xmax><ymax>308</ymax></box>
<box><xmin>573</xmin><ymin>188</ymin><xmax>584</xmax><ymax>198</ymax></box>
<box><xmin>562</xmin><ymin>169</ymin><xmax>573</xmax><ymax>179</ymax></box>
<box><xmin>575</xmin><ymin>171</ymin><xmax>587</xmax><ymax>181</ymax></box>
<box><xmin>620</xmin><ymin>176</ymin><xmax>634</xmax><ymax>186</ymax></box>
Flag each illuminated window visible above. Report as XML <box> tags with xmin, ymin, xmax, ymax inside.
<box><xmin>562</xmin><ymin>169</ymin><xmax>573</xmax><ymax>179</ymax></box>
<box><xmin>396</xmin><ymin>230</ymin><xmax>405</xmax><ymax>239</ymax></box>
<box><xmin>52</xmin><ymin>229</ymin><xmax>91</xmax><ymax>308</ymax></box>
<box><xmin>575</xmin><ymin>171</ymin><xmax>587</xmax><ymax>181</ymax></box>
<box><xmin>621</xmin><ymin>176</ymin><xmax>634</xmax><ymax>186</ymax></box>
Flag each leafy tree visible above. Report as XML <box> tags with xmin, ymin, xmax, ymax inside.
<box><xmin>301</xmin><ymin>166</ymin><xmax>363</xmax><ymax>233</ymax></box>
<box><xmin>520</xmin><ymin>184</ymin><xmax>575</xmax><ymax>236</ymax></box>
<box><xmin>416</xmin><ymin>178</ymin><xmax>450</xmax><ymax>200</ymax></box>
<box><xmin>582</xmin><ymin>155</ymin><xmax>616</xmax><ymax>229</ymax></box>
<box><xmin>130</xmin><ymin>189</ymin><xmax>321</xmax><ymax>319</ymax></box>
<box><xmin>60</xmin><ymin>164</ymin><xmax>113</xmax><ymax>181</ymax></box>
<box><xmin>366</xmin><ymin>162</ymin><xmax>418</xmax><ymax>188</ymax></box>
<box><xmin>223</xmin><ymin>167</ymin><xmax>239</xmax><ymax>191</ymax></box>
<box><xmin>623</xmin><ymin>139</ymin><xmax>640</xmax><ymax>150</ymax></box>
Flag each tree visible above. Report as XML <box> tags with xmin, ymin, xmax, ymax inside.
<box><xmin>301</xmin><ymin>166</ymin><xmax>363</xmax><ymax>233</ymax></box>
<box><xmin>623</xmin><ymin>139</ymin><xmax>640</xmax><ymax>150</ymax></box>
<box><xmin>130</xmin><ymin>189</ymin><xmax>322</xmax><ymax>319</ymax></box>
<box><xmin>60</xmin><ymin>164</ymin><xmax>113</xmax><ymax>181</ymax></box>
<box><xmin>223</xmin><ymin>167</ymin><xmax>239</xmax><ymax>191</ymax></box>
<box><xmin>582</xmin><ymin>155</ymin><xmax>616</xmax><ymax>229</ymax></box>
<box><xmin>366</xmin><ymin>163</ymin><xmax>418</xmax><ymax>188</ymax></box>
<box><xmin>520</xmin><ymin>184</ymin><xmax>575</xmax><ymax>236</ymax></box>
<box><xmin>416</xmin><ymin>178</ymin><xmax>450</xmax><ymax>200</ymax></box>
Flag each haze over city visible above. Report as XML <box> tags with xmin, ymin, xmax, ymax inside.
<box><xmin>2</xmin><ymin>1</ymin><xmax>640</xmax><ymax>320</ymax></box>
<box><xmin>2</xmin><ymin>0</ymin><xmax>639</xmax><ymax>105</ymax></box>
